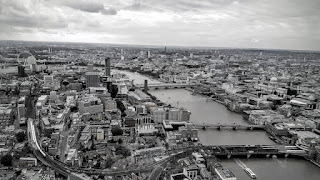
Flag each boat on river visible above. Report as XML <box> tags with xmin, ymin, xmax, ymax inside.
<box><xmin>244</xmin><ymin>168</ymin><xmax>257</xmax><ymax>179</ymax></box>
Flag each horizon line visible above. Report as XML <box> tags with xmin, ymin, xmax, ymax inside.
<box><xmin>1</xmin><ymin>39</ymin><xmax>319</xmax><ymax>53</ymax></box>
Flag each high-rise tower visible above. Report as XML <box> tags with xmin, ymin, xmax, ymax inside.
<box><xmin>105</xmin><ymin>57</ymin><xmax>111</xmax><ymax>76</ymax></box>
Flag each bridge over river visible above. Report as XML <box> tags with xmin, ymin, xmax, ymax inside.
<box><xmin>169</xmin><ymin>144</ymin><xmax>308</xmax><ymax>159</ymax></box>
<box><xmin>193</xmin><ymin>123</ymin><xmax>265</xmax><ymax>130</ymax></box>
<box><xmin>136</xmin><ymin>83</ymin><xmax>196</xmax><ymax>90</ymax></box>
<box><xmin>28</xmin><ymin>118</ymin><xmax>308</xmax><ymax>178</ymax></box>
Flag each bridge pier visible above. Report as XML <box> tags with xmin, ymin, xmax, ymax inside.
<box><xmin>285</xmin><ymin>154</ymin><xmax>289</xmax><ymax>158</ymax></box>
<box><xmin>227</xmin><ymin>154</ymin><xmax>231</xmax><ymax>159</ymax></box>
<box><xmin>247</xmin><ymin>154</ymin><xmax>251</xmax><ymax>158</ymax></box>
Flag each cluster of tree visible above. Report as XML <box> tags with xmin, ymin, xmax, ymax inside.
<box><xmin>15</xmin><ymin>131</ymin><xmax>26</xmax><ymax>143</ymax></box>
<box><xmin>91</xmin><ymin>156</ymin><xmax>115</xmax><ymax>169</ymax></box>
<box><xmin>111</xmin><ymin>127</ymin><xmax>123</xmax><ymax>136</ymax></box>
<box><xmin>287</xmin><ymin>88</ymin><xmax>298</xmax><ymax>96</ymax></box>
<box><xmin>145</xmin><ymin>92</ymin><xmax>157</xmax><ymax>101</ymax></box>
<box><xmin>110</xmin><ymin>84</ymin><xmax>118</xmax><ymax>98</ymax></box>
<box><xmin>116</xmin><ymin>100</ymin><xmax>127</xmax><ymax>117</ymax></box>
<box><xmin>44</xmin><ymin>128</ymin><xmax>54</xmax><ymax>138</ymax></box>
<box><xmin>1</xmin><ymin>154</ymin><xmax>13</xmax><ymax>166</ymax></box>
<box><xmin>106</xmin><ymin>82</ymin><xmax>118</xmax><ymax>98</ymax></box>
<box><xmin>105</xmin><ymin>157</ymin><xmax>115</xmax><ymax>168</ymax></box>
<box><xmin>115</xmin><ymin>146</ymin><xmax>131</xmax><ymax>157</ymax></box>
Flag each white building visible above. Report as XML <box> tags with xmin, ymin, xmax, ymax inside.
<box><xmin>96</xmin><ymin>128</ymin><xmax>104</xmax><ymax>140</ymax></box>
<box><xmin>152</xmin><ymin>108</ymin><xmax>166</xmax><ymax>123</ymax></box>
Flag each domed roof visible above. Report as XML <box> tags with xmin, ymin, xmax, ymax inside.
<box><xmin>308</xmin><ymin>95</ymin><xmax>316</xmax><ymax>101</ymax></box>
<box><xmin>270</xmin><ymin>77</ymin><xmax>278</xmax><ymax>82</ymax></box>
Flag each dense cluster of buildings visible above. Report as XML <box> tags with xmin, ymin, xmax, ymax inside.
<box><xmin>0</xmin><ymin>41</ymin><xmax>320</xmax><ymax>179</ymax></box>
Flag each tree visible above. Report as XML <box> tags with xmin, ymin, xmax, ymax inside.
<box><xmin>16</xmin><ymin>132</ymin><xmax>26</xmax><ymax>143</ymax></box>
<box><xmin>93</xmin><ymin>161</ymin><xmax>101</xmax><ymax>169</ymax></box>
<box><xmin>70</xmin><ymin>106</ymin><xmax>78</xmax><ymax>112</ymax></box>
<box><xmin>62</xmin><ymin>80</ymin><xmax>69</xmax><ymax>87</ymax></box>
<box><xmin>116</xmin><ymin>100</ymin><xmax>126</xmax><ymax>113</ymax></box>
<box><xmin>44</xmin><ymin>128</ymin><xmax>53</xmax><ymax>138</ymax></box>
<box><xmin>1</xmin><ymin>154</ymin><xmax>13</xmax><ymax>166</ymax></box>
<box><xmin>111</xmin><ymin>127</ymin><xmax>123</xmax><ymax>136</ymax></box>
<box><xmin>105</xmin><ymin>158</ymin><xmax>114</xmax><ymax>168</ymax></box>
<box><xmin>110</xmin><ymin>84</ymin><xmax>118</xmax><ymax>98</ymax></box>
<box><xmin>115</xmin><ymin>146</ymin><xmax>131</xmax><ymax>157</ymax></box>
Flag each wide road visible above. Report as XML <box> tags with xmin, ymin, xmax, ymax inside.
<box><xmin>148</xmin><ymin>160</ymin><xmax>170</xmax><ymax>180</ymax></box>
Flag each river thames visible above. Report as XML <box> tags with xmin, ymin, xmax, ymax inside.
<box><xmin>114</xmin><ymin>69</ymin><xmax>320</xmax><ymax>180</ymax></box>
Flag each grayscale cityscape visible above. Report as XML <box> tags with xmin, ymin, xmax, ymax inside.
<box><xmin>0</xmin><ymin>0</ymin><xmax>320</xmax><ymax>180</ymax></box>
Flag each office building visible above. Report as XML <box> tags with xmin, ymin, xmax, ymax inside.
<box><xmin>104</xmin><ymin>98</ymin><xmax>117</xmax><ymax>111</ymax></box>
<box><xmin>0</xmin><ymin>106</ymin><xmax>14</xmax><ymax>130</ymax></box>
<box><xmin>17</xmin><ymin>104</ymin><xmax>26</xmax><ymax>124</ymax></box>
<box><xmin>87</xmin><ymin>63</ymin><xmax>93</xmax><ymax>72</ymax></box>
<box><xmin>78</xmin><ymin>95</ymin><xmax>103</xmax><ymax>115</ymax></box>
<box><xmin>152</xmin><ymin>108</ymin><xmax>167</xmax><ymax>123</ymax></box>
<box><xmin>105</xmin><ymin>58</ymin><xmax>111</xmax><ymax>76</ymax></box>
<box><xmin>180</xmin><ymin>108</ymin><xmax>191</xmax><ymax>122</ymax></box>
<box><xmin>44</xmin><ymin>75</ymin><xmax>54</xmax><ymax>85</ymax></box>
<box><xmin>19</xmin><ymin>81</ymin><xmax>32</xmax><ymax>96</ymax></box>
<box><xmin>19</xmin><ymin>157</ymin><xmax>37</xmax><ymax>167</ymax></box>
<box><xmin>85</xmin><ymin>72</ymin><xmax>100</xmax><ymax>88</ymax></box>
<box><xmin>168</xmin><ymin>109</ymin><xmax>180</xmax><ymax>121</ymax></box>
<box><xmin>18</xmin><ymin>65</ymin><xmax>26</xmax><ymax>77</ymax></box>
<box><xmin>96</xmin><ymin>128</ymin><xmax>104</xmax><ymax>140</ymax></box>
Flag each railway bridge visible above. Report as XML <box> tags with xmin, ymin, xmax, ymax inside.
<box><xmin>170</xmin><ymin>144</ymin><xmax>308</xmax><ymax>159</ymax></box>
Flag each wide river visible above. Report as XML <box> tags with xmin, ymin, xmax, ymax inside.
<box><xmin>115</xmin><ymin>69</ymin><xmax>320</xmax><ymax>180</ymax></box>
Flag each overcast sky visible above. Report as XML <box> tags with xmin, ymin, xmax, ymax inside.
<box><xmin>0</xmin><ymin>0</ymin><xmax>319</xmax><ymax>50</ymax></box>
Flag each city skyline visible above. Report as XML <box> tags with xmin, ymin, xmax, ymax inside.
<box><xmin>0</xmin><ymin>0</ymin><xmax>319</xmax><ymax>51</ymax></box>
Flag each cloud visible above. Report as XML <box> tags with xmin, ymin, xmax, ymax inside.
<box><xmin>100</xmin><ymin>8</ymin><xmax>117</xmax><ymax>15</ymax></box>
<box><xmin>62</xmin><ymin>0</ymin><xmax>117</xmax><ymax>15</ymax></box>
<box><xmin>0</xmin><ymin>0</ymin><xmax>319</xmax><ymax>50</ymax></box>
<box><xmin>0</xmin><ymin>0</ymin><xmax>68</xmax><ymax>31</ymax></box>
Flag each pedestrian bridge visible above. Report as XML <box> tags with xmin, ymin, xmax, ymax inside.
<box><xmin>193</xmin><ymin>123</ymin><xmax>265</xmax><ymax>130</ymax></box>
<box><xmin>136</xmin><ymin>83</ymin><xmax>196</xmax><ymax>90</ymax></box>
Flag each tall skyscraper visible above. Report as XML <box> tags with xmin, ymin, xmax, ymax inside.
<box><xmin>147</xmin><ymin>51</ymin><xmax>151</xmax><ymax>58</ymax></box>
<box><xmin>85</xmin><ymin>72</ymin><xmax>100</xmax><ymax>87</ymax></box>
<box><xmin>18</xmin><ymin>65</ymin><xmax>26</xmax><ymax>77</ymax></box>
<box><xmin>105</xmin><ymin>57</ymin><xmax>111</xmax><ymax>76</ymax></box>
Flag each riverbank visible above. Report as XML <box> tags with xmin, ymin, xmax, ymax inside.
<box><xmin>113</xmin><ymin>70</ymin><xmax>320</xmax><ymax>179</ymax></box>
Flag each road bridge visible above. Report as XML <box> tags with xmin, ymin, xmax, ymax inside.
<box><xmin>193</xmin><ymin>123</ymin><xmax>265</xmax><ymax>130</ymax></box>
<box><xmin>136</xmin><ymin>83</ymin><xmax>196</xmax><ymax>90</ymax></box>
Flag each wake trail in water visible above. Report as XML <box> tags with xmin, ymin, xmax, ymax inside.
<box><xmin>234</xmin><ymin>158</ymin><xmax>247</xmax><ymax>169</ymax></box>
<box><xmin>272</xmin><ymin>156</ymin><xmax>282</xmax><ymax>164</ymax></box>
